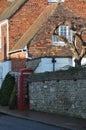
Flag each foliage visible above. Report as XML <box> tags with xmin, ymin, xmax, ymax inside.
<box><xmin>9</xmin><ymin>84</ymin><xmax>17</xmax><ymax>109</ymax></box>
<box><xmin>0</xmin><ymin>73</ymin><xmax>15</xmax><ymax>106</ymax></box>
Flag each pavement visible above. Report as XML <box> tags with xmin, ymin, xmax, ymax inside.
<box><xmin>0</xmin><ymin>106</ymin><xmax>86</xmax><ymax>130</ymax></box>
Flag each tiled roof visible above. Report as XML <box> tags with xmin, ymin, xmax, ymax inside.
<box><xmin>0</xmin><ymin>0</ymin><xmax>27</xmax><ymax>21</ymax></box>
<box><xmin>10</xmin><ymin>2</ymin><xmax>86</xmax><ymax>53</ymax></box>
<box><xmin>10</xmin><ymin>4</ymin><xmax>58</xmax><ymax>52</ymax></box>
<box><xmin>0</xmin><ymin>0</ymin><xmax>11</xmax><ymax>14</ymax></box>
<box><xmin>65</xmin><ymin>0</ymin><xmax>86</xmax><ymax>19</ymax></box>
<box><xmin>1</xmin><ymin>0</ymin><xmax>85</xmax><ymax>58</ymax></box>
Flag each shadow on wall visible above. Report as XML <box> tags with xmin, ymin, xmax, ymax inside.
<box><xmin>11</xmin><ymin>57</ymin><xmax>26</xmax><ymax>72</ymax></box>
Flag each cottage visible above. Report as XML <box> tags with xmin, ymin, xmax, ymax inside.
<box><xmin>0</xmin><ymin>0</ymin><xmax>86</xmax><ymax>84</ymax></box>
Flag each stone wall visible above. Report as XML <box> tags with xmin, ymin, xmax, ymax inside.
<box><xmin>29</xmin><ymin>68</ymin><xmax>86</xmax><ymax>119</ymax></box>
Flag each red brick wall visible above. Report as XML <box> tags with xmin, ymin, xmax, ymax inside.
<box><xmin>0</xmin><ymin>23</ymin><xmax>7</xmax><ymax>61</ymax></box>
<box><xmin>10</xmin><ymin>52</ymin><xmax>26</xmax><ymax>72</ymax></box>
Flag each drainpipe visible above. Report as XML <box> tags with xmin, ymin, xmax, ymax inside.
<box><xmin>22</xmin><ymin>45</ymin><xmax>32</xmax><ymax>61</ymax></box>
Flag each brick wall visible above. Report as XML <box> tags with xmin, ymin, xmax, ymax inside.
<box><xmin>10</xmin><ymin>52</ymin><xmax>26</xmax><ymax>72</ymax></box>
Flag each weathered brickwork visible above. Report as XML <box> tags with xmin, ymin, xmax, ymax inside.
<box><xmin>10</xmin><ymin>52</ymin><xmax>26</xmax><ymax>71</ymax></box>
<box><xmin>29</xmin><ymin>69</ymin><xmax>86</xmax><ymax>119</ymax></box>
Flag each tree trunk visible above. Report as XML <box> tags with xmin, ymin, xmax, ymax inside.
<box><xmin>74</xmin><ymin>59</ymin><xmax>82</xmax><ymax>67</ymax></box>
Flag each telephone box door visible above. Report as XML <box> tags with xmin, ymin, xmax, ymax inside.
<box><xmin>17</xmin><ymin>69</ymin><xmax>33</xmax><ymax>110</ymax></box>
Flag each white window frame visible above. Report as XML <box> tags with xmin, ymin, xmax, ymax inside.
<box><xmin>52</xmin><ymin>34</ymin><xmax>66</xmax><ymax>46</ymax></box>
<box><xmin>58</xmin><ymin>25</ymin><xmax>73</xmax><ymax>43</ymax></box>
<box><xmin>52</xmin><ymin>35</ymin><xmax>58</xmax><ymax>44</ymax></box>
<box><xmin>48</xmin><ymin>0</ymin><xmax>64</xmax><ymax>3</ymax></box>
<box><xmin>52</xmin><ymin>25</ymin><xmax>73</xmax><ymax>46</ymax></box>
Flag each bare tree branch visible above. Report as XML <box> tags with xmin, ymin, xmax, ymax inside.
<box><xmin>54</xmin><ymin>22</ymin><xmax>86</xmax><ymax>66</ymax></box>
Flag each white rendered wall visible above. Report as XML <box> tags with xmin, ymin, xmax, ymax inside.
<box><xmin>81</xmin><ymin>58</ymin><xmax>86</xmax><ymax>65</ymax></box>
<box><xmin>35</xmin><ymin>57</ymin><xmax>72</xmax><ymax>73</ymax></box>
<box><xmin>72</xmin><ymin>57</ymin><xmax>86</xmax><ymax>67</ymax></box>
<box><xmin>0</xmin><ymin>61</ymin><xmax>11</xmax><ymax>87</ymax></box>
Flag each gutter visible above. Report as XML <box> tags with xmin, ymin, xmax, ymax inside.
<box><xmin>8</xmin><ymin>49</ymin><xmax>23</xmax><ymax>54</ymax></box>
<box><xmin>8</xmin><ymin>45</ymin><xmax>32</xmax><ymax>60</ymax></box>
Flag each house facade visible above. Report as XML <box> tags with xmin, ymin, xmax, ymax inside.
<box><xmin>0</xmin><ymin>0</ymin><xmax>86</xmax><ymax>83</ymax></box>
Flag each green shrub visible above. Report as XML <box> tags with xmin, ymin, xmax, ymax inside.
<box><xmin>9</xmin><ymin>84</ymin><xmax>17</xmax><ymax>109</ymax></box>
<box><xmin>0</xmin><ymin>73</ymin><xmax>15</xmax><ymax>106</ymax></box>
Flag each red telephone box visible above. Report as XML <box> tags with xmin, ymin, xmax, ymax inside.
<box><xmin>17</xmin><ymin>68</ymin><xmax>33</xmax><ymax>110</ymax></box>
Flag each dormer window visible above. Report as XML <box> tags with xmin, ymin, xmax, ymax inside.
<box><xmin>48</xmin><ymin>0</ymin><xmax>64</xmax><ymax>3</ymax></box>
<box><xmin>52</xmin><ymin>35</ymin><xmax>57</xmax><ymax>44</ymax></box>
<box><xmin>52</xmin><ymin>25</ymin><xmax>73</xmax><ymax>46</ymax></box>
<box><xmin>58</xmin><ymin>25</ymin><xmax>73</xmax><ymax>43</ymax></box>
<box><xmin>52</xmin><ymin>34</ymin><xmax>66</xmax><ymax>46</ymax></box>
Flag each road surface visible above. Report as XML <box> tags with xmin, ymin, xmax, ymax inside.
<box><xmin>0</xmin><ymin>114</ymin><xmax>71</xmax><ymax>130</ymax></box>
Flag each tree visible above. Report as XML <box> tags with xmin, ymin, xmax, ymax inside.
<box><xmin>54</xmin><ymin>21</ymin><xmax>86</xmax><ymax>67</ymax></box>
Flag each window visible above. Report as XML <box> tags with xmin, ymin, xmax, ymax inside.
<box><xmin>48</xmin><ymin>0</ymin><xmax>64</xmax><ymax>2</ymax></box>
<box><xmin>52</xmin><ymin>25</ymin><xmax>73</xmax><ymax>46</ymax></box>
<box><xmin>52</xmin><ymin>35</ymin><xmax>57</xmax><ymax>44</ymax></box>
<box><xmin>52</xmin><ymin>34</ymin><xmax>66</xmax><ymax>46</ymax></box>
<box><xmin>58</xmin><ymin>25</ymin><xmax>73</xmax><ymax>43</ymax></box>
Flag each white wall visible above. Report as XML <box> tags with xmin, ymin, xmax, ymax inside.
<box><xmin>35</xmin><ymin>57</ymin><xmax>72</xmax><ymax>73</ymax></box>
<box><xmin>0</xmin><ymin>61</ymin><xmax>11</xmax><ymax>87</ymax></box>
<box><xmin>81</xmin><ymin>58</ymin><xmax>86</xmax><ymax>65</ymax></box>
<box><xmin>72</xmin><ymin>57</ymin><xmax>86</xmax><ymax>67</ymax></box>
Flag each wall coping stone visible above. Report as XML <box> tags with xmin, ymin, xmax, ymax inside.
<box><xmin>28</xmin><ymin>67</ymin><xmax>86</xmax><ymax>82</ymax></box>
